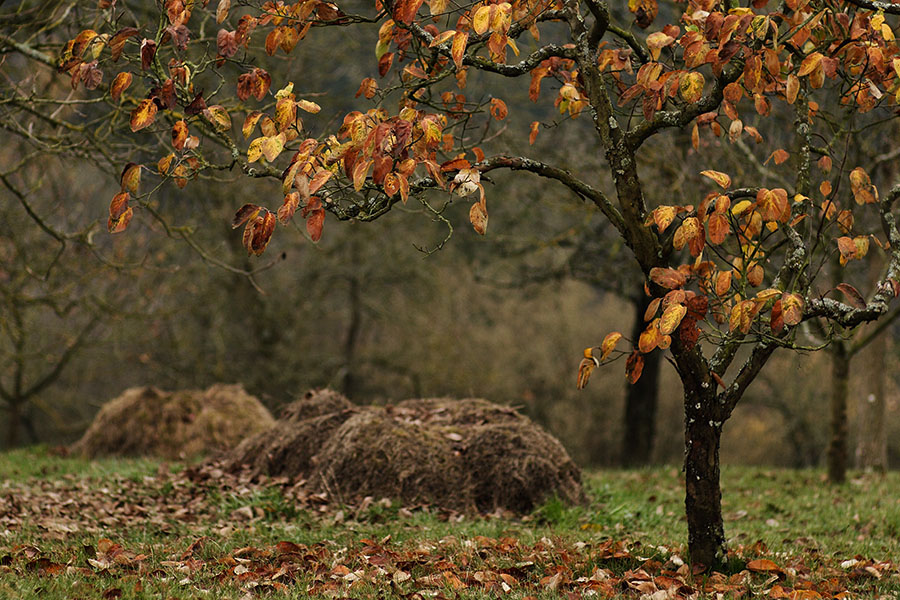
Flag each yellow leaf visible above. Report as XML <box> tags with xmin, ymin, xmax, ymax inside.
<box><xmin>679</xmin><ymin>71</ymin><xmax>704</xmax><ymax>103</ymax></box>
<box><xmin>658</xmin><ymin>304</ymin><xmax>687</xmax><ymax>335</ymax></box>
<box><xmin>260</xmin><ymin>134</ymin><xmax>285</xmax><ymax>162</ymax></box>
<box><xmin>248</xmin><ymin>136</ymin><xmax>264</xmax><ymax>163</ymax></box>
<box><xmin>472</xmin><ymin>5</ymin><xmax>491</xmax><ymax>34</ymax></box>
<box><xmin>599</xmin><ymin>332</ymin><xmax>622</xmax><ymax>361</ymax></box>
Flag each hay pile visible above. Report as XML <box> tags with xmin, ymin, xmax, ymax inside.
<box><xmin>72</xmin><ymin>384</ymin><xmax>274</xmax><ymax>459</ymax></box>
<box><xmin>221</xmin><ymin>390</ymin><xmax>585</xmax><ymax>513</ymax></box>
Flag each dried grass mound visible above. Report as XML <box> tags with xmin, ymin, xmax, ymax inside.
<box><xmin>225</xmin><ymin>389</ymin><xmax>357</xmax><ymax>478</ymax></box>
<box><xmin>220</xmin><ymin>392</ymin><xmax>585</xmax><ymax>513</ymax></box>
<box><xmin>72</xmin><ymin>384</ymin><xmax>274</xmax><ymax>459</ymax></box>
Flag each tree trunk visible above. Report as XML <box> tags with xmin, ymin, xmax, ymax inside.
<box><xmin>340</xmin><ymin>276</ymin><xmax>362</xmax><ymax>399</ymax></box>
<box><xmin>684</xmin><ymin>386</ymin><xmax>726</xmax><ymax>568</ymax></box>
<box><xmin>622</xmin><ymin>293</ymin><xmax>661</xmax><ymax>466</ymax></box>
<box><xmin>827</xmin><ymin>342</ymin><xmax>850</xmax><ymax>484</ymax></box>
<box><xmin>6</xmin><ymin>401</ymin><xmax>20</xmax><ymax>449</ymax></box>
<box><xmin>856</xmin><ymin>329</ymin><xmax>888</xmax><ymax>472</ymax></box>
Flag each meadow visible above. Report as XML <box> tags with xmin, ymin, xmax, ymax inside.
<box><xmin>1</xmin><ymin>447</ymin><xmax>898</xmax><ymax>599</ymax></box>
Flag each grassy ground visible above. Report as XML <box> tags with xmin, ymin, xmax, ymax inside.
<box><xmin>1</xmin><ymin>446</ymin><xmax>898</xmax><ymax>599</ymax></box>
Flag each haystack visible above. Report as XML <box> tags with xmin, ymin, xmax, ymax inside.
<box><xmin>221</xmin><ymin>390</ymin><xmax>585</xmax><ymax>513</ymax></box>
<box><xmin>72</xmin><ymin>384</ymin><xmax>274</xmax><ymax>459</ymax></box>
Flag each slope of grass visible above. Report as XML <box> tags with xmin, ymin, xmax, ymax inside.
<box><xmin>1</xmin><ymin>446</ymin><xmax>898</xmax><ymax>599</ymax></box>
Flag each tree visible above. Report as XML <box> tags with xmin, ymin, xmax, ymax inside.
<box><xmin>13</xmin><ymin>0</ymin><xmax>900</xmax><ymax>567</ymax></box>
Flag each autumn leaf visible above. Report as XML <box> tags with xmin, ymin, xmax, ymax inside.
<box><xmin>278</xmin><ymin>192</ymin><xmax>300</xmax><ymax>224</ymax></box>
<box><xmin>747</xmin><ymin>559</ymin><xmax>782</xmax><ymax>573</ymax></box>
<box><xmin>679</xmin><ymin>72</ymin><xmax>704</xmax><ymax>103</ymax></box>
<box><xmin>576</xmin><ymin>350</ymin><xmax>598</xmax><ymax>390</ymax></box>
<box><xmin>638</xmin><ymin>322</ymin><xmax>659</xmax><ymax>353</ymax></box>
<box><xmin>205</xmin><ymin>105</ymin><xmax>232</xmax><ymax>131</ymax></box>
<box><xmin>658</xmin><ymin>303</ymin><xmax>687</xmax><ymax>335</ymax></box>
<box><xmin>489</xmin><ymin>98</ymin><xmax>508</xmax><ymax>120</ymax></box>
<box><xmin>781</xmin><ymin>293</ymin><xmax>803</xmax><ymax>326</ymax></box>
<box><xmin>129</xmin><ymin>99</ymin><xmax>157</xmax><ymax>132</ymax></box>
<box><xmin>108</xmin><ymin>192</ymin><xmax>133</xmax><ymax>233</ymax></box>
<box><xmin>140</xmin><ymin>39</ymin><xmax>157</xmax><ymax>70</ymax></box>
<box><xmin>700</xmin><ymin>170</ymin><xmax>731</xmax><ymax>189</ymax></box>
<box><xmin>172</xmin><ymin>121</ymin><xmax>188</xmax><ymax>151</ymax></box>
<box><xmin>625</xmin><ymin>350</ymin><xmax>644</xmax><ymax>384</ymax></box>
<box><xmin>232</xmin><ymin>203</ymin><xmax>261</xmax><ymax>228</ymax></box>
<box><xmin>529</xmin><ymin>121</ymin><xmax>540</xmax><ymax>145</ymax></box>
<box><xmin>110</xmin><ymin>72</ymin><xmax>132</xmax><ymax>101</ymax></box>
<box><xmin>849</xmin><ymin>167</ymin><xmax>877</xmax><ymax>204</ymax></box>
<box><xmin>120</xmin><ymin>163</ymin><xmax>141</xmax><ymax>194</ymax></box>
<box><xmin>451</xmin><ymin>31</ymin><xmax>468</xmax><ymax>70</ymax></box>
<box><xmin>306</xmin><ymin>204</ymin><xmax>325</xmax><ymax>241</ymax></box>
<box><xmin>835</xmin><ymin>283</ymin><xmax>866</xmax><ymax>309</ymax></box>
<box><xmin>469</xmin><ymin>200</ymin><xmax>488</xmax><ymax>235</ymax></box>
<box><xmin>260</xmin><ymin>134</ymin><xmax>285</xmax><ymax>162</ymax></box>
<box><xmin>649</xmin><ymin>267</ymin><xmax>687</xmax><ymax>290</ymax></box>
<box><xmin>599</xmin><ymin>331</ymin><xmax>622</xmax><ymax>361</ymax></box>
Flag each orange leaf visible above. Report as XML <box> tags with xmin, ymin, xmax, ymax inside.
<box><xmin>451</xmin><ymin>31</ymin><xmax>468</xmax><ymax>70</ymax></box>
<box><xmin>700</xmin><ymin>170</ymin><xmax>731</xmax><ymax>189</ymax></box>
<box><xmin>529</xmin><ymin>121</ymin><xmax>540</xmax><ymax>145</ymax></box>
<box><xmin>638</xmin><ymin>322</ymin><xmax>660</xmax><ymax>353</ymax></box>
<box><xmin>658</xmin><ymin>303</ymin><xmax>687</xmax><ymax>335</ymax></box>
<box><xmin>306</xmin><ymin>207</ymin><xmax>325</xmax><ymax>241</ymax></box>
<box><xmin>489</xmin><ymin>97</ymin><xmax>508</xmax><ymax>120</ymax></box>
<box><xmin>747</xmin><ymin>559</ymin><xmax>782</xmax><ymax>573</ymax></box>
<box><xmin>625</xmin><ymin>351</ymin><xmax>644</xmax><ymax>384</ymax></box>
<box><xmin>110</xmin><ymin>72</ymin><xmax>132</xmax><ymax>101</ymax></box>
<box><xmin>120</xmin><ymin>162</ymin><xmax>141</xmax><ymax>194</ymax></box>
<box><xmin>599</xmin><ymin>331</ymin><xmax>622</xmax><ymax>361</ymax></box>
<box><xmin>129</xmin><ymin>98</ymin><xmax>157</xmax><ymax>132</ymax></box>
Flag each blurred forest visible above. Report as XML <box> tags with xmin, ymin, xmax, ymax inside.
<box><xmin>2</xmin><ymin>0</ymin><xmax>898</xmax><ymax>469</ymax></box>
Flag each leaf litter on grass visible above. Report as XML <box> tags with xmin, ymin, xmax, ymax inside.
<box><xmin>1</xmin><ymin>455</ymin><xmax>899</xmax><ymax>599</ymax></box>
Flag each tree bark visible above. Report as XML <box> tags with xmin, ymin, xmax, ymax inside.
<box><xmin>855</xmin><ymin>328</ymin><xmax>888</xmax><ymax>472</ymax></box>
<box><xmin>6</xmin><ymin>402</ymin><xmax>20</xmax><ymax>449</ymax></box>
<box><xmin>622</xmin><ymin>293</ymin><xmax>661</xmax><ymax>466</ymax></box>
<box><xmin>827</xmin><ymin>342</ymin><xmax>850</xmax><ymax>484</ymax></box>
<box><xmin>684</xmin><ymin>385</ymin><xmax>726</xmax><ymax>568</ymax></box>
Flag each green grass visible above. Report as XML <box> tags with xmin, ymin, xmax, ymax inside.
<box><xmin>1</xmin><ymin>447</ymin><xmax>899</xmax><ymax>599</ymax></box>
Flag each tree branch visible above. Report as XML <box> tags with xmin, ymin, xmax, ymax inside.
<box><xmin>843</xmin><ymin>0</ymin><xmax>900</xmax><ymax>15</ymax></box>
<box><xmin>475</xmin><ymin>154</ymin><xmax>627</xmax><ymax>236</ymax></box>
<box><xmin>719</xmin><ymin>341</ymin><xmax>777</xmax><ymax>418</ymax></box>
<box><xmin>626</xmin><ymin>63</ymin><xmax>742</xmax><ymax>149</ymax></box>
<box><xmin>0</xmin><ymin>33</ymin><xmax>57</xmax><ymax>68</ymax></box>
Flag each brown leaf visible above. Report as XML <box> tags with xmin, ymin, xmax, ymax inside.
<box><xmin>835</xmin><ymin>283</ymin><xmax>866</xmax><ymax>309</ymax></box>
<box><xmin>140</xmin><ymin>39</ymin><xmax>157</xmax><ymax>70</ymax></box>
<box><xmin>576</xmin><ymin>356</ymin><xmax>596</xmax><ymax>390</ymax></box>
<box><xmin>232</xmin><ymin>203</ymin><xmax>261</xmax><ymax>228</ymax></box>
<box><xmin>649</xmin><ymin>267</ymin><xmax>687</xmax><ymax>290</ymax></box>
<box><xmin>469</xmin><ymin>200</ymin><xmax>488</xmax><ymax>235</ymax></box>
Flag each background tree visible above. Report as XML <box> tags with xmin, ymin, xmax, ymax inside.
<box><xmin>10</xmin><ymin>0</ymin><xmax>900</xmax><ymax>567</ymax></box>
